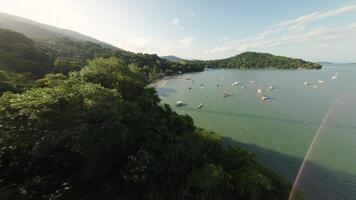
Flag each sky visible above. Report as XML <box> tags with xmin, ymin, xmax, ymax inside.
<box><xmin>1</xmin><ymin>0</ymin><xmax>356</xmax><ymax>62</ymax></box>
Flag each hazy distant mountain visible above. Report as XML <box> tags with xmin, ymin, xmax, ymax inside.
<box><xmin>0</xmin><ymin>12</ymin><xmax>118</xmax><ymax>49</ymax></box>
<box><xmin>161</xmin><ymin>55</ymin><xmax>185</xmax><ymax>63</ymax></box>
<box><xmin>318</xmin><ymin>61</ymin><xmax>333</xmax><ymax>64</ymax></box>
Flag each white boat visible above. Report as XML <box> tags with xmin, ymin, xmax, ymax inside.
<box><xmin>332</xmin><ymin>73</ymin><xmax>338</xmax><ymax>80</ymax></box>
<box><xmin>257</xmin><ymin>89</ymin><xmax>263</xmax><ymax>94</ymax></box>
<box><xmin>176</xmin><ymin>101</ymin><xmax>184</xmax><ymax>106</ymax></box>
<box><xmin>251</xmin><ymin>80</ymin><xmax>256</xmax><ymax>84</ymax></box>
<box><xmin>318</xmin><ymin>80</ymin><xmax>325</xmax><ymax>83</ymax></box>
<box><xmin>201</xmin><ymin>86</ymin><xmax>204</xmax><ymax>90</ymax></box>
<box><xmin>313</xmin><ymin>85</ymin><xmax>319</xmax><ymax>89</ymax></box>
<box><xmin>223</xmin><ymin>91</ymin><xmax>229</xmax><ymax>97</ymax></box>
<box><xmin>261</xmin><ymin>95</ymin><xmax>268</xmax><ymax>100</ymax></box>
<box><xmin>304</xmin><ymin>81</ymin><xmax>310</xmax><ymax>85</ymax></box>
<box><xmin>269</xmin><ymin>85</ymin><xmax>275</xmax><ymax>90</ymax></box>
<box><xmin>221</xmin><ymin>77</ymin><xmax>224</xmax><ymax>80</ymax></box>
<box><xmin>232</xmin><ymin>81</ymin><xmax>240</xmax><ymax>86</ymax></box>
<box><xmin>197</xmin><ymin>103</ymin><xmax>203</xmax><ymax>109</ymax></box>
<box><xmin>241</xmin><ymin>86</ymin><xmax>245</xmax><ymax>89</ymax></box>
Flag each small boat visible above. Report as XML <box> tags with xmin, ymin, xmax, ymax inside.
<box><xmin>318</xmin><ymin>80</ymin><xmax>325</xmax><ymax>84</ymax></box>
<box><xmin>221</xmin><ymin>77</ymin><xmax>224</xmax><ymax>80</ymax></box>
<box><xmin>313</xmin><ymin>85</ymin><xmax>319</xmax><ymax>89</ymax></box>
<box><xmin>332</xmin><ymin>73</ymin><xmax>338</xmax><ymax>80</ymax></box>
<box><xmin>201</xmin><ymin>86</ymin><xmax>204</xmax><ymax>90</ymax></box>
<box><xmin>176</xmin><ymin>101</ymin><xmax>184</xmax><ymax>106</ymax></box>
<box><xmin>216</xmin><ymin>83</ymin><xmax>220</xmax><ymax>87</ymax></box>
<box><xmin>223</xmin><ymin>91</ymin><xmax>229</xmax><ymax>97</ymax></box>
<box><xmin>304</xmin><ymin>81</ymin><xmax>310</xmax><ymax>85</ymax></box>
<box><xmin>257</xmin><ymin>89</ymin><xmax>263</xmax><ymax>94</ymax></box>
<box><xmin>241</xmin><ymin>86</ymin><xmax>245</xmax><ymax>89</ymax></box>
<box><xmin>269</xmin><ymin>85</ymin><xmax>275</xmax><ymax>90</ymax></box>
<box><xmin>251</xmin><ymin>80</ymin><xmax>256</xmax><ymax>84</ymax></box>
<box><xmin>197</xmin><ymin>103</ymin><xmax>203</xmax><ymax>109</ymax></box>
<box><xmin>261</xmin><ymin>95</ymin><xmax>268</xmax><ymax>100</ymax></box>
<box><xmin>232</xmin><ymin>81</ymin><xmax>239</xmax><ymax>86</ymax></box>
<box><xmin>188</xmin><ymin>87</ymin><xmax>192</xmax><ymax>90</ymax></box>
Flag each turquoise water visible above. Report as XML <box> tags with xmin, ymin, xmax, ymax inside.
<box><xmin>154</xmin><ymin>64</ymin><xmax>356</xmax><ymax>200</ymax></box>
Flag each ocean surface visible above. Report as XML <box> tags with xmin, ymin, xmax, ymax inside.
<box><xmin>154</xmin><ymin>64</ymin><xmax>356</xmax><ymax>200</ymax></box>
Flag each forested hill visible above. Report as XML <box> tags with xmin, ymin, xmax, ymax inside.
<box><xmin>189</xmin><ymin>52</ymin><xmax>322</xmax><ymax>69</ymax></box>
<box><xmin>37</xmin><ymin>38</ymin><xmax>204</xmax><ymax>78</ymax></box>
<box><xmin>0</xmin><ymin>28</ymin><xmax>53</xmax><ymax>75</ymax></box>
<box><xmin>0</xmin><ymin>28</ymin><xmax>204</xmax><ymax>82</ymax></box>
<box><xmin>161</xmin><ymin>55</ymin><xmax>185</xmax><ymax>63</ymax></box>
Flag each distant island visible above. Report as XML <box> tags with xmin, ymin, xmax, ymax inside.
<box><xmin>187</xmin><ymin>52</ymin><xmax>322</xmax><ymax>70</ymax></box>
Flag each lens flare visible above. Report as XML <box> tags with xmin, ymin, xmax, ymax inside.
<box><xmin>288</xmin><ymin>98</ymin><xmax>339</xmax><ymax>200</ymax></box>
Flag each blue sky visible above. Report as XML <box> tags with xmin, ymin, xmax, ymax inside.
<box><xmin>1</xmin><ymin>0</ymin><xmax>356</xmax><ymax>62</ymax></box>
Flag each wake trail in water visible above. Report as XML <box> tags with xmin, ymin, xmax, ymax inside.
<box><xmin>288</xmin><ymin>97</ymin><xmax>340</xmax><ymax>200</ymax></box>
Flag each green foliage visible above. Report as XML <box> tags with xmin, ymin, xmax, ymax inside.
<box><xmin>0</xmin><ymin>70</ymin><xmax>32</xmax><ymax>94</ymax></box>
<box><xmin>0</xmin><ymin>29</ymin><xmax>53</xmax><ymax>76</ymax></box>
<box><xmin>37</xmin><ymin>38</ymin><xmax>205</xmax><ymax>81</ymax></box>
<box><xmin>188</xmin><ymin>52</ymin><xmax>322</xmax><ymax>69</ymax></box>
<box><xmin>0</xmin><ymin>28</ymin><xmax>204</xmax><ymax>81</ymax></box>
<box><xmin>0</xmin><ymin>58</ymin><xmax>292</xmax><ymax>200</ymax></box>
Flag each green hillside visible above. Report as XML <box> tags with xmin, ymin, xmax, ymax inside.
<box><xmin>0</xmin><ymin>28</ymin><xmax>52</xmax><ymax>75</ymax></box>
<box><xmin>190</xmin><ymin>52</ymin><xmax>322</xmax><ymax>69</ymax></box>
<box><xmin>0</xmin><ymin>28</ymin><xmax>204</xmax><ymax>81</ymax></box>
<box><xmin>161</xmin><ymin>55</ymin><xmax>185</xmax><ymax>63</ymax></box>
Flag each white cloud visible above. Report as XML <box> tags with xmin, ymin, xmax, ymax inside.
<box><xmin>203</xmin><ymin>5</ymin><xmax>356</xmax><ymax>57</ymax></box>
<box><xmin>180</xmin><ymin>37</ymin><xmax>195</xmax><ymax>47</ymax></box>
<box><xmin>274</xmin><ymin>5</ymin><xmax>356</xmax><ymax>31</ymax></box>
<box><xmin>172</xmin><ymin>17</ymin><xmax>184</xmax><ymax>31</ymax></box>
<box><xmin>222</xmin><ymin>36</ymin><xmax>231</xmax><ymax>41</ymax></box>
<box><xmin>172</xmin><ymin>18</ymin><xmax>180</xmax><ymax>25</ymax></box>
<box><xmin>187</xmin><ymin>10</ymin><xmax>195</xmax><ymax>17</ymax></box>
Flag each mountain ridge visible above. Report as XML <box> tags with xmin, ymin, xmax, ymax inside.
<box><xmin>0</xmin><ymin>12</ymin><xmax>119</xmax><ymax>50</ymax></box>
<box><xmin>161</xmin><ymin>55</ymin><xmax>185</xmax><ymax>63</ymax></box>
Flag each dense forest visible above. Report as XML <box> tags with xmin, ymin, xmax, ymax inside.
<box><xmin>0</xmin><ymin>28</ymin><xmax>204</xmax><ymax>81</ymax></box>
<box><xmin>0</xmin><ymin>28</ymin><xmax>307</xmax><ymax>199</ymax></box>
<box><xmin>187</xmin><ymin>52</ymin><xmax>322</xmax><ymax>69</ymax></box>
